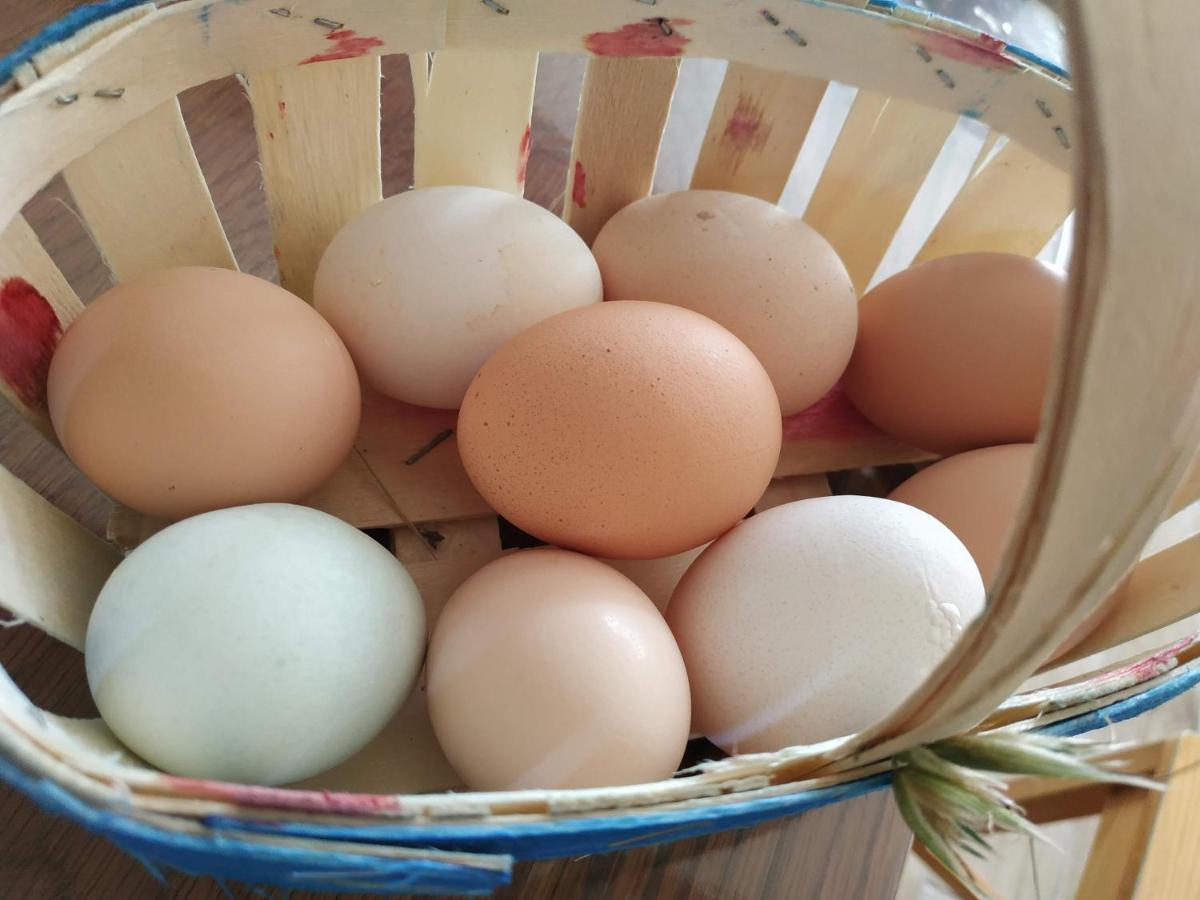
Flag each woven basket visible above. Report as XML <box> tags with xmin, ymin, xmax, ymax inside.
<box><xmin>2</xmin><ymin>0</ymin><xmax>1200</xmax><ymax>894</ymax></box>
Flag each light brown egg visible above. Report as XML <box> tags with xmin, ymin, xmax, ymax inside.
<box><xmin>426</xmin><ymin>548</ymin><xmax>691</xmax><ymax>790</ymax></box>
<box><xmin>888</xmin><ymin>444</ymin><xmax>1036</xmax><ymax>585</ymax></box>
<box><xmin>591</xmin><ymin>190</ymin><xmax>858</xmax><ymax>415</ymax></box>
<box><xmin>48</xmin><ymin>267</ymin><xmax>360</xmax><ymax>519</ymax></box>
<box><xmin>457</xmin><ymin>301</ymin><xmax>782</xmax><ymax>559</ymax></box>
<box><xmin>888</xmin><ymin>443</ymin><xmax>1123</xmax><ymax>659</ymax></box>
<box><xmin>843</xmin><ymin>253</ymin><xmax>1064</xmax><ymax>454</ymax></box>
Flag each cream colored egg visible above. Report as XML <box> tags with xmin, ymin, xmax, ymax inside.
<box><xmin>314</xmin><ymin>186</ymin><xmax>602</xmax><ymax>409</ymax></box>
<box><xmin>592</xmin><ymin>190</ymin><xmax>858</xmax><ymax>415</ymax></box>
<box><xmin>85</xmin><ymin>504</ymin><xmax>426</xmax><ymax>786</ymax></box>
<box><xmin>426</xmin><ymin>548</ymin><xmax>691</xmax><ymax>790</ymax></box>
<box><xmin>667</xmin><ymin>496</ymin><xmax>984</xmax><ymax>753</ymax></box>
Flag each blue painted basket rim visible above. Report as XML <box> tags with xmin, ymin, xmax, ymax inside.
<box><xmin>4</xmin><ymin>663</ymin><xmax>1195</xmax><ymax>868</ymax></box>
<box><xmin>0</xmin><ymin>0</ymin><xmax>1069</xmax><ymax>90</ymax></box>
<box><xmin>0</xmin><ymin>0</ymin><xmax>146</xmax><ymax>85</ymax></box>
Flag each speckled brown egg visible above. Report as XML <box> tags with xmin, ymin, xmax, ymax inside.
<box><xmin>591</xmin><ymin>190</ymin><xmax>858</xmax><ymax>415</ymax></box>
<box><xmin>457</xmin><ymin>301</ymin><xmax>782</xmax><ymax>559</ymax></box>
<box><xmin>47</xmin><ymin>267</ymin><xmax>360</xmax><ymax>519</ymax></box>
<box><xmin>843</xmin><ymin>253</ymin><xmax>1064</xmax><ymax>454</ymax></box>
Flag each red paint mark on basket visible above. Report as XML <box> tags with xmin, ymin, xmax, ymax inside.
<box><xmin>1089</xmin><ymin>636</ymin><xmax>1193</xmax><ymax>691</ymax></box>
<box><xmin>299</xmin><ymin>30</ymin><xmax>384</xmax><ymax>65</ymax></box>
<box><xmin>161</xmin><ymin>776</ymin><xmax>404</xmax><ymax>815</ymax></box>
<box><xmin>273</xmin><ymin>244</ymin><xmax>282</xmax><ymax>262</ymax></box>
<box><xmin>571</xmin><ymin>161</ymin><xmax>587</xmax><ymax>208</ymax></box>
<box><xmin>918</xmin><ymin>32</ymin><xmax>1015</xmax><ymax>71</ymax></box>
<box><xmin>583</xmin><ymin>18</ymin><xmax>693</xmax><ymax>57</ymax></box>
<box><xmin>0</xmin><ymin>277</ymin><xmax>62</xmax><ymax>410</ymax></box>
<box><xmin>722</xmin><ymin>93</ymin><xmax>771</xmax><ymax>158</ymax></box>
<box><xmin>782</xmin><ymin>380</ymin><xmax>882</xmax><ymax>442</ymax></box>
<box><xmin>277</xmin><ymin>100</ymin><xmax>287</xmax><ymax>117</ymax></box>
<box><xmin>516</xmin><ymin>125</ymin><xmax>532</xmax><ymax>185</ymax></box>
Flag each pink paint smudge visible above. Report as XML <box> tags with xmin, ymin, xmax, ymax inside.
<box><xmin>273</xmin><ymin>244</ymin><xmax>282</xmax><ymax>262</ymax></box>
<box><xmin>161</xmin><ymin>776</ymin><xmax>404</xmax><ymax>815</ymax></box>
<box><xmin>583</xmin><ymin>18</ymin><xmax>694</xmax><ymax>57</ymax></box>
<box><xmin>722</xmin><ymin>93</ymin><xmax>771</xmax><ymax>163</ymax></box>
<box><xmin>781</xmin><ymin>380</ymin><xmax>884</xmax><ymax>443</ymax></box>
<box><xmin>0</xmin><ymin>277</ymin><xmax>62</xmax><ymax>410</ymax></box>
<box><xmin>919</xmin><ymin>31</ymin><xmax>1016</xmax><ymax>71</ymax></box>
<box><xmin>572</xmin><ymin>160</ymin><xmax>587</xmax><ymax>208</ymax></box>
<box><xmin>300</xmin><ymin>29</ymin><xmax>384</xmax><ymax>66</ymax></box>
<box><xmin>517</xmin><ymin>124</ymin><xmax>532</xmax><ymax>185</ymax></box>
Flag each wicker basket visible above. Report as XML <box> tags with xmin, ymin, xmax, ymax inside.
<box><xmin>2</xmin><ymin>0</ymin><xmax>1199</xmax><ymax>894</ymax></box>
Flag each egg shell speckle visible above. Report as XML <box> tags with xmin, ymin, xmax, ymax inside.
<box><xmin>457</xmin><ymin>301</ymin><xmax>782</xmax><ymax>559</ymax></box>
<box><xmin>667</xmin><ymin>495</ymin><xmax>984</xmax><ymax>754</ymax></box>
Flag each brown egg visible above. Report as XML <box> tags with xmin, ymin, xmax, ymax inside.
<box><xmin>457</xmin><ymin>301</ymin><xmax>782</xmax><ymax>559</ymax></box>
<box><xmin>888</xmin><ymin>444</ymin><xmax>1036</xmax><ymax>585</ymax></box>
<box><xmin>48</xmin><ymin>267</ymin><xmax>360</xmax><ymax>519</ymax></box>
<box><xmin>843</xmin><ymin>253</ymin><xmax>1064</xmax><ymax>454</ymax></box>
<box><xmin>426</xmin><ymin>548</ymin><xmax>691</xmax><ymax>790</ymax></box>
<box><xmin>889</xmin><ymin>443</ymin><xmax>1124</xmax><ymax>659</ymax></box>
<box><xmin>592</xmin><ymin>190</ymin><xmax>858</xmax><ymax>415</ymax></box>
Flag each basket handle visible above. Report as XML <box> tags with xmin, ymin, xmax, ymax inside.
<box><xmin>801</xmin><ymin>0</ymin><xmax>1200</xmax><ymax>775</ymax></box>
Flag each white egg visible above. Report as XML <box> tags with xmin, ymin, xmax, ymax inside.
<box><xmin>667</xmin><ymin>495</ymin><xmax>984</xmax><ymax>754</ymax></box>
<box><xmin>85</xmin><ymin>504</ymin><xmax>425</xmax><ymax>785</ymax></box>
<box><xmin>314</xmin><ymin>186</ymin><xmax>602</xmax><ymax>410</ymax></box>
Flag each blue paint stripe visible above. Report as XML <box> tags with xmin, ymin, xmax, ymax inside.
<box><xmin>1003</xmin><ymin>43</ymin><xmax>1070</xmax><ymax>80</ymax></box>
<box><xmin>1041</xmin><ymin>665</ymin><xmax>1200</xmax><ymax>738</ymax></box>
<box><xmin>0</xmin><ymin>0</ymin><xmax>147</xmax><ymax>85</ymax></box>
<box><xmin>201</xmin><ymin>772</ymin><xmax>898</xmax><ymax>861</ymax></box>
<box><xmin>1</xmin><ymin>664</ymin><xmax>1196</xmax><ymax>889</ymax></box>
<box><xmin>194</xmin><ymin>668</ymin><xmax>1200</xmax><ymax>861</ymax></box>
<box><xmin>0</xmin><ymin>756</ymin><xmax>510</xmax><ymax>896</ymax></box>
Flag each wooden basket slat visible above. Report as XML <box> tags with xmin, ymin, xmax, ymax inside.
<box><xmin>563</xmin><ymin>57</ymin><xmax>679</xmax><ymax>245</ymax></box>
<box><xmin>246</xmin><ymin>56</ymin><xmax>383</xmax><ymax>302</ymax></box>
<box><xmin>0</xmin><ymin>215</ymin><xmax>84</xmax><ymax>441</ymax></box>
<box><xmin>807</xmin><ymin>0</ymin><xmax>1200</xmax><ymax>775</ymax></box>
<box><xmin>0</xmin><ymin>464</ymin><xmax>120</xmax><ymax>650</ymax></box>
<box><xmin>446</xmin><ymin>1</ymin><xmax>1074</xmax><ymax>167</ymax></box>
<box><xmin>1167</xmin><ymin>452</ymin><xmax>1200</xmax><ymax>518</ymax></box>
<box><xmin>1042</xmin><ymin>532</ymin><xmax>1200</xmax><ymax>669</ymax></box>
<box><xmin>63</xmin><ymin>98</ymin><xmax>236</xmax><ymax>281</ymax></box>
<box><xmin>803</xmin><ymin>91</ymin><xmax>958</xmax><ymax>292</ymax></box>
<box><xmin>913</xmin><ymin>136</ymin><xmax>1073</xmax><ymax>264</ymax></box>
<box><xmin>305</xmin><ymin>389</ymin><xmax>490</xmax><ymax>530</ymax></box>
<box><xmin>690</xmin><ymin>62</ymin><xmax>826</xmax><ymax>203</ymax></box>
<box><xmin>412</xmin><ymin>49</ymin><xmax>538</xmax><ymax>196</ymax></box>
<box><xmin>0</xmin><ymin>0</ymin><xmax>446</xmax><ymax>234</ymax></box>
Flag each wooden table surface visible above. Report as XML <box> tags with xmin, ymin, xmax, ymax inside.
<box><xmin>0</xmin><ymin>3</ymin><xmax>912</xmax><ymax>897</ymax></box>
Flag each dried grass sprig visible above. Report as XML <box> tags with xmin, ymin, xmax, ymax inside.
<box><xmin>893</xmin><ymin>732</ymin><xmax>1162</xmax><ymax>898</ymax></box>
